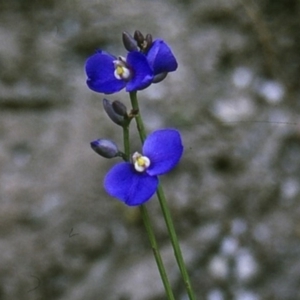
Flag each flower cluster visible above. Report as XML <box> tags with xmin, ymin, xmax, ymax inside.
<box><xmin>85</xmin><ymin>31</ymin><xmax>178</xmax><ymax>94</ymax></box>
<box><xmin>87</xmin><ymin>31</ymin><xmax>182</xmax><ymax>206</ymax></box>
<box><xmin>86</xmin><ymin>31</ymin><xmax>196</xmax><ymax>300</ymax></box>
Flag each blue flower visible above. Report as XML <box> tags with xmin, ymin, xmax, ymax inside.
<box><xmin>85</xmin><ymin>35</ymin><xmax>178</xmax><ymax>94</ymax></box>
<box><xmin>146</xmin><ymin>39</ymin><xmax>178</xmax><ymax>79</ymax></box>
<box><xmin>85</xmin><ymin>50</ymin><xmax>154</xmax><ymax>94</ymax></box>
<box><xmin>104</xmin><ymin>129</ymin><xmax>183</xmax><ymax>206</ymax></box>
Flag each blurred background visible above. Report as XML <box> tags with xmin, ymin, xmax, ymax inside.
<box><xmin>1</xmin><ymin>0</ymin><xmax>300</xmax><ymax>299</ymax></box>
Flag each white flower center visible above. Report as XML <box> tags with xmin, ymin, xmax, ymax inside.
<box><xmin>132</xmin><ymin>152</ymin><xmax>151</xmax><ymax>172</ymax></box>
<box><xmin>113</xmin><ymin>56</ymin><xmax>131</xmax><ymax>80</ymax></box>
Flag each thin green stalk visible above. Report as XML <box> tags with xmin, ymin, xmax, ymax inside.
<box><xmin>122</xmin><ymin>125</ymin><xmax>175</xmax><ymax>300</ymax></box>
<box><xmin>129</xmin><ymin>91</ymin><xmax>196</xmax><ymax>300</ymax></box>
<box><xmin>139</xmin><ymin>205</ymin><xmax>175</xmax><ymax>300</ymax></box>
<box><xmin>129</xmin><ymin>91</ymin><xmax>146</xmax><ymax>142</ymax></box>
<box><xmin>156</xmin><ymin>184</ymin><xmax>195</xmax><ymax>300</ymax></box>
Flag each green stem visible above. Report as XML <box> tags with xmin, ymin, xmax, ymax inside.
<box><xmin>129</xmin><ymin>91</ymin><xmax>196</xmax><ymax>300</ymax></box>
<box><xmin>129</xmin><ymin>91</ymin><xmax>146</xmax><ymax>142</ymax></box>
<box><xmin>156</xmin><ymin>184</ymin><xmax>196</xmax><ymax>300</ymax></box>
<box><xmin>122</xmin><ymin>125</ymin><xmax>175</xmax><ymax>300</ymax></box>
<box><xmin>139</xmin><ymin>205</ymin><xmax>175</xmax><ymax>300</ymax></box>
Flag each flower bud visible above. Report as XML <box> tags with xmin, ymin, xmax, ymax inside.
<box><xmin>144</xmin><ymin>34</ymin><xmax>153</xmax><ymax>51</ymax></box>
<box><xmin>133</xmin><ymin>30</ymin><xmax>144</xmax><ymax>45</ymax></box>
<box><xmin>90</xmin><ymin>139</ymin><xmax>119</xmax><ymax>158</ymax></box>
<box><xmin>122</xmin><ymin>31</ymin><xmax>138</xmax><ymax>51</ymax></box>
<box><xmin>112</xmin><ymin>100</ymin><xmax>127</xmax><ymax>117</ymax></box>
<box><xmin>103</xmin><ymin>98</ymin><xmax>126</xmax><ymax>126</ymax></box>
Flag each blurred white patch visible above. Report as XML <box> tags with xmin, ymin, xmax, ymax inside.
<box><xmin>256</xmin><ymin>80</ymin><xmax>285</xmax><ymax>104</ymax></box>
<box><xmin>253</xmin><ymin>223</ymin><xmax>271</xmax><ymax>242</ymax></box>
<box><xmin>231</xmin><ymin>218</ymin><xmax>247</xmax><ymax>236</ymax></box>
<box><xmin>235</xmin><ymin>290</ymin><xmax>260</xmax><ymax>300</ymax></box>
<box><xmin>281</xmin><ymin>177</ymin><xmax>299</xmax><ymax>199</ymax></box>
<box><xmin>209</xmin><ymin>255</ymin><xmax>228</xmax><ymax>279</ymax></box>
<box><xmin>232</xmin><ymin>67</ymin><xmax>253</xmax><ymax>88</ymax></box>
<box><xmin>235</xmin><ymin>249</ymin><xmax>258</xmax><ymax>281</ymax></box>
<box><xmin>207</xmin><ymin>289</ymin><xmax>224</xmax><ymax>300</ymax></box>
<box><xmin>221</xmin><ymin>236</ymin><xmax>239</xmax><ymax>256</ymax></box>
<box><xmin>213</xmin><ymin>97</ymin><xmax>255</xmax><ymax>122</ymax></box>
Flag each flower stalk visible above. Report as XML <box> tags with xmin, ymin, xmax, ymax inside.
<box><xmin>122</xmin><ymin>125</ymin><xmax>175</xmax><ymax>300</ymax></box>
<box><xmin>129</xmin><ymin>91</ymin><xmax>147</xmax><ymax>142</ymax></box>
<box><xmin>86</xmin><ymin>30</ymin><xmax>194</xmax><ymax>298</ymax></box>
<box><xmin>129</xmin><ymin>91</ymin><xmax>196</xmax><ymax>300</ymax></box>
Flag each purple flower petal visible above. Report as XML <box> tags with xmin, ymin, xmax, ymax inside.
<box><xmin>126</xmin><ymin>51</ymin><xmax>153</xmax><ymax>92</ymax></box>
<box><xmin>146</xmin><ymin>40</ymin><xmax>178</xmax><ymax>75</ymax></box>
<box><xmin>143</xmin><ymin>129</ymin><xmax>183</xmax><ymax>176</ymax></box>
<box><xmin>104</xmin><ymin>162</ymin><xmax>158</xmax><ymax>206</ymax></box>
<box><xmin>85</xmin><ymin>51</ymin><xmax>126</xmax><ymax>94</ymax></box>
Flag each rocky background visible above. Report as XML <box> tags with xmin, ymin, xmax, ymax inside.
<box><xmin>1</xmin><ymin>0</ymin><xmax>300</xmax><ymax>299</ymax></box>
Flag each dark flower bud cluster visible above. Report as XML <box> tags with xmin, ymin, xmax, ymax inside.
<box><xmin>123</xmin><ymin>30</ymin><xmax>153</xmax><ymax>53</ymax></box>
<box><xmin>132</xmin><ymin>30</ymin><xmax>153</xmax><ymax>52</ymax></box>
<box><xmin>103</xmin><ymin>98</ymin><xmax>128</xmax><ymax>126</ymax></box>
